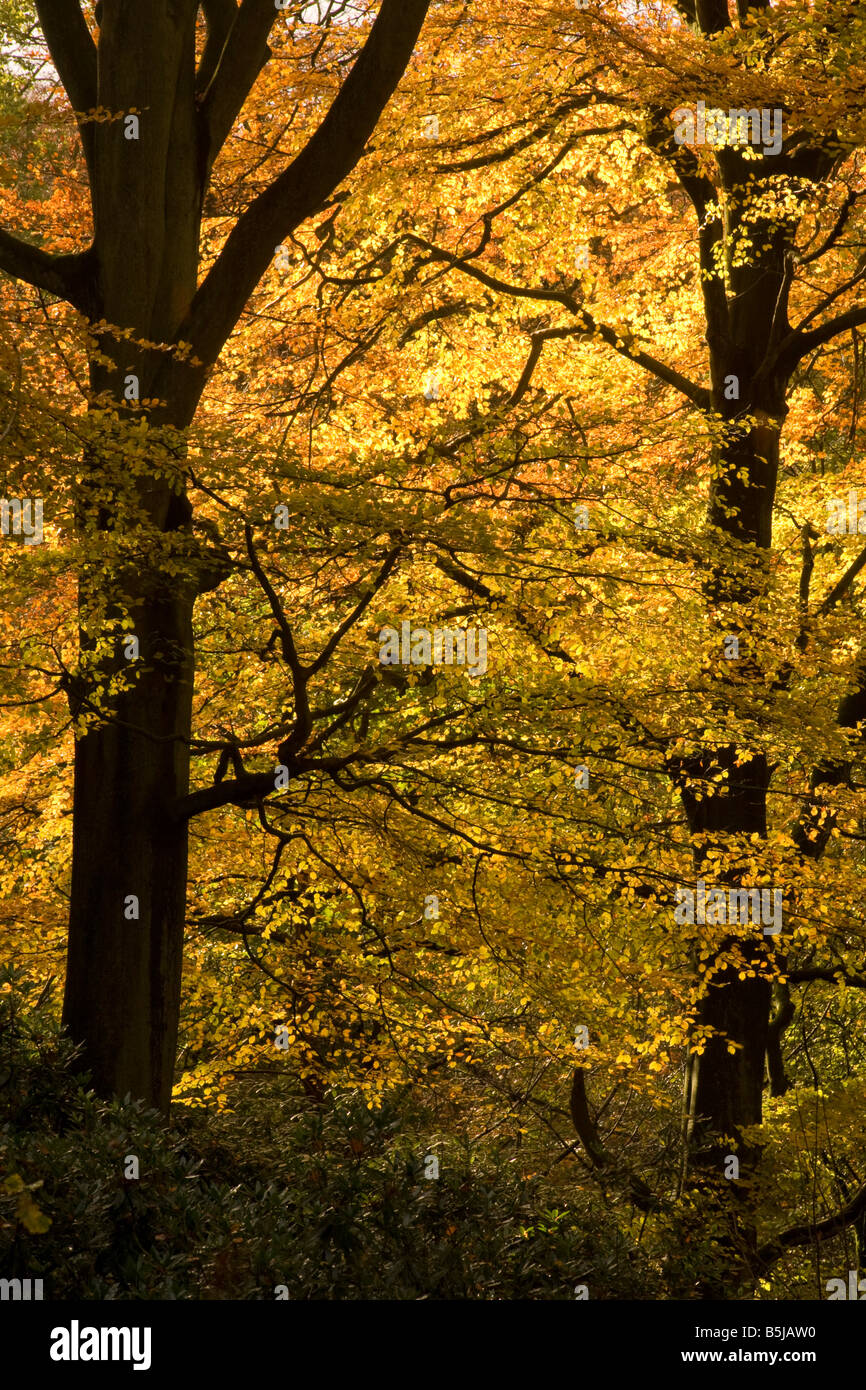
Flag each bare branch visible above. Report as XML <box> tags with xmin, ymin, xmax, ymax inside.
<box><xmin>756</xmin><ymin>1182</ymin><xmax>866</xmax><ymax>1271</ymax></box>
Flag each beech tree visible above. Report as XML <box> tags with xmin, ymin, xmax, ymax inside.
<box><xmin>0</xmin><ymin>0</ymin><xmax>431</xmax><ymax>1110</ymax></box>
<box><xmin>410</xmin><ymin>0</ymin><xmax>866</xmax><ymax>1286</ymax></box>
<box><xmin>259</xmin><ymin>0</ymin><xmax>866</xmax><ymax>1289</ymax></box>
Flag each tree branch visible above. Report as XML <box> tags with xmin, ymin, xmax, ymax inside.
<box><xmin>306</xmin><ymin>545</ymin><xmax>402</xmax><ymax>680</ymax></box>
<box><xmin>35</xmin><ymin>0</ymin><xmax>97</xmax><ymax>175</ymax></box>
<box><xmin>787</xmin><ymin>966</ymin><xmax>866</xmax><ymax>988</ymax></box>
<box><xmin>642</xmin><ymin>108</ymin><xmax>729</xmax><ymax>352</ymax></box>
<box><xmin>570</xmin><ymin>1067</ymin><xmax>658</xmax><ymax>1211</ymax></box>
<box><xmin>184</xmin><ymin>0</ymin><xmax>431</xmax><ymax>378</ymax></box>
<box><xmin>765</xmin><ymin>981</ymin><xmax>794</xmax><ymax>1096</ymax></box>
<box><xmin>0</xmin><ymin>231</ymin><xmax>95</xmax><ymax>314</ymax></box>
<box><xmin>790</xmin><ymin>648</ymin><xmax>866</xmax><ymax>859</ymax></box>
<box><xmin>570</xmin><ymin>1065</ymin><xmax>612</xmax><ymax>1169</ymax></box>
<box><xmin>176</xmin><ymin>769</ymin><xmax>279</xmax><ymax>820</ymax></box>
<box><xmin>775</xmin><ymin>306</ymin><xmax>866</xmax><ymax>378</ymax></box>
<box><xmin>433</xmin><ymin>553</ymin><xmax>577</xmax><ymax>665</ymax></box>
<box><xmin>196</xmin><ymin>0</ymin><xmax>239</xmax><ymax>97</ymax></box>
<box><xmin>818</xmin><ymin>540</ymin><xmax>866</xmax><ymax>616</ymax></box>
<box><xmin>800</xmin><ymin>189</ymin><xmax>862</xmax><ymax>267</ymax></box>
<box><xmin>244</xmin><ymin>522</ymin><xmax>311</xmax><ymax>754</ymax></box>
<box><xmin>409</xmin><ymin>236</ymin><xmax>711</xmax><ymax>411</ymax></box>
<box><xmin>756</xmin><ymin>1182</ymin><xmax>866</xmax><ymax>1272</ymax></box>
<box><xmin>303</xmin><ymin>665</ymin><xmax>378</xmax><ymax>755</ymax></box>
<box><xmin>198</xmin><ymin>0</ymin><xmax>274</xmax><ymax>177</ymax></box>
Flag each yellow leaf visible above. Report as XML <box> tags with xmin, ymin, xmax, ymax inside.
<box><xmin>18</xmin><ymin>1192</ymin><xmax>51</xmax><ymax>1234</ymax></box>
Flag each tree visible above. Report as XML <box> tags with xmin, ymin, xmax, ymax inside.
<box><xmin>251</xmin><ymin>0</ymin><xmax>866</xmax><ymax>1289</ymax></box>
<box><xmin>376</xmin><ymin>0</ymin><xmax>866</xmax><ymax>1287</ymax></box>
<box><xmin>0</xmin><ymin>0</ymin><xmax>431</xmax><ymax>1111</ymax></box>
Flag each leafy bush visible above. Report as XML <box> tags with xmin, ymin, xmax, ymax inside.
<box><xmin>0</xmin><ymin>975</ymin><xmax>659</xmax><ymax>1299</ymax></box>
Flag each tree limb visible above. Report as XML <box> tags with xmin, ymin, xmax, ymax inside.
<box><xmin>642</xmin><ymin>107</ymin><xmax>729</xmax><ymax>354</ymax></box>
<box><xmin>787</xmin><ymin>966</ymin><xmax>866</xmax><ymax>988</ymax></box>
<box><xmin>183</xmin><ymin>0</ymin><xmax>431</xmax><ymax>379</ymax></box>
<box><xmin>176</xmin><ymin>769</ymin><xmax>279</xmax><ymax>819</ymax></box>
<box><xmin>756</xmin><ymin>1182</ymin><xmax>866</xmax><ymax>1271</ymax></box>
<box><xmin>818</xmin><ymin>540</ymin><xmax>866</xmax><ymax>616</ymax></box>
<box><xmin>799</xmin><ymin>189</ymin><xmax>862</xmax><ymax>267</ymax></box>
<box><xmin>198</xmin><ymin>0</ymin><xmax>274</xmax><ymax>177</ymax></box>
<box><xmin>775</xmin><ymin>306</ymin><xmax>866</xmax><ymax>378</ymax></box>
<box><xmin>0</xmin><ymin>231</ymin><xmax>96</xmax><ymax>314</ymax></box>
<box><xmin>790</xmin><ymin>558</ymin><xmax>866</xmax><ymax>857</ymax></box>
<box><xmin>35</xmin><ymin>0</ymin><xmax>97</xmax><ymax>175</ymax></box>
<box><xmin>765</xmin><ymin>981</ymin><xmax>794</xmax><ymax>1096</ymax></box>
<box><xmin>305</xmin><ymin>545</ymin><xmax>402</xmax><ymax>679</ymax></box>
<box><xmin>409</xmin><ymin>236</ymin><xmax>711</xmax><ymax>410</ymax></box>
<box><xmin>570</xmin><ymin>1066</ymin><xmax>658</xmax><ymax>1211</ymax></box>
<box><xmin>570</xmin><ymin>1065</ymin><xmax>612</xmax><ymax>1169</ymax></box>
<box><xmin>196</xmin><ymin>0</ymin><xmax>239</xmax><ymax>97</ymax></box>
<box><xmin>244</xmin><ymin>522</ymin><xmax>311</xmax><ymax>754</ymax></box>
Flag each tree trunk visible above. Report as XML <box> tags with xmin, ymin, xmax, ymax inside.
<box><xmin>61</xmin><ymin>3</ymin><xmax>202</xmax><ymax>1112</ymax></box>
<box><xmin>674</xmin><ymin>746</ymin><xmax>775</xmax><ymax>1167</ymax></box>
<box><xmin>674</xmin><ymin>151</ymin><xmax>795</xmax><ymax>1169</ymax></box>
<box><xmin>63</xmin><ymin>592</ymin><xmax>194</xmax><ymax>1110</ymax></box>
